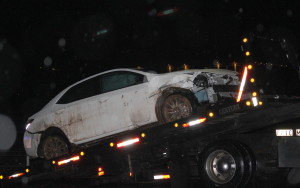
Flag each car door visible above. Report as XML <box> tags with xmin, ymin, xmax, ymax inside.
<box><xmin>92</xmin><ymin>71</ymin><xmax>152</xmax><ymax>138</ymax></box>
<box><xmin>51</xmin><ymin>71</ymin><xmax>153</xmax><ymax>144</ymax></box>
<box><xmin>51</xmin><ymin>75</ymin><xmax>103</xmax><ymax>143</ymax></box>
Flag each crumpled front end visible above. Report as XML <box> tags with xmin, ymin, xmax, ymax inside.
<box><xmin>192</xmin><ymin>70</ymin><xmax>242</xmax><ymax>103</ymax></box>
<box><xmin>23</xmin><ymin>131</ymin><xmax>42</xmax><ymax>158</ymax></box>
<box><xmin>148</xmin><ymin>68</ymin><xmax>251</xmax><ymax>105</ymax></box>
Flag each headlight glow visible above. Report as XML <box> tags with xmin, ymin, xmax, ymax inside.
<box><xmin>25</xmin><ymin>119</ymin><xmax>34</xmax><ymax>130</ymax></box>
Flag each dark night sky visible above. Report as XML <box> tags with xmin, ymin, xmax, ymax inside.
<box><xmin>0</xmin><ymin>0</ymin><xmax>299</xmax><ymax>151</ymax></box>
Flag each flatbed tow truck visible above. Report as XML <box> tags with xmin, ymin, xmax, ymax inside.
<box><xmin>2</xmin><ymin>68</ymin><xmax>300</xmax><ymax>188</ymax></box>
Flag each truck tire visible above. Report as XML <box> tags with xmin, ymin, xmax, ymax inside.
<box><xmin>200</xmin><ymin>142</ymin><xmax>254</xmax><ymax>188</ymax></box>
<box><xmin>40</xmin><ymin>134</ymin><xmax>69</xmax><ymax>160</ymax></box>
<box><xmin>161</xmin><ymin>94</ymin><xmax>193</xmax><ymax>123</ymax></box>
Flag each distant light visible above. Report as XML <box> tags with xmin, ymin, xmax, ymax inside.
<box><xmin>0</xmin><ymin>175</ymin><xmax>3</xmax><ymax>180</ymax></box>
<box><xmin>52</xmin><ymin>160</ymin><xmax>56</xmax><ymax>164</ymax></box>
<box><xmin>208</xmin><ymin>112</ymin><xmax>214</xmax><ymax>118</ymax></box>
<box><xmin>157</xmin><ymin>8</ymin><xmax>179</xmax><ymax>16</ymax></box>
<box><xmin>242</xmin><ymin>38</ymin><xmax>248</xmax><ymax>43</ymax></box>
<box><xmin>25</xmin><ymin>168</ymin><xmax>30</xmax><ymax>173</ymax></box>
<box><xmin>250</xmin><ymin>78</ymin><xmax>255</xmax><ymax>83</ymax></box>
<box><xmin>183</xmin><ymin>64</ymin><xmax>189</xmax><ymax>70</ymax></box>
<box><xmin>58</xmin><ymin>38</ymin><xmax>66</xmax><ymax>47</ymax></box>
<box><xmin>233</xmin><ymin>62</ymin><xmax>237</xmax><ymax>71</ymax></box>
<box><xmin>247</xmin><ymin>65</ymin><xmax>253</xmax><ymax>69</ymax></box>
<box><xmin>245</xmin><ymin>51</ymin><xmax>250</xmax><ymax>56</ymax></box>
<box><xmin>174</xmin><ymin>123</ymin><xmax>179</xmax><ymax>128</ymax></box>
<box><xmin>110</xmin><ymin>142</ymin><xmax>114</xmax><ymax>147</ymax></box>
<box><xmin>80</xmin><ymin>151</ymin><xmax>85</xmax><ymax>156</ymax></box>
<box><xmin>252</xmin><ymin>92</ymin><xmax>257</xmax><ymax>97</ymax></box>
<box><xmin>95</xmin><ymin>29</ymin><xmax>108</xmax><ymax>36</ymax></box>
<box><xmin>259</xmin><ymin>101</ymin><xmax>263</xmax><ymax>106</ymax></box>
<box><xmin>167</xmin><ymin>64</ymin><xmax>173</xmax><ymax>72</ymax></box>
<box><xmin>141</xmin><ymin>133</ymin><xmax>146</xmax><ymax>138</ymax></box>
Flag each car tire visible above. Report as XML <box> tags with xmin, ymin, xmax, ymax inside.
<box><xmin>40</xmin><ymin>134</ymin><xmax>70</xmax><ymax>160</ymax></box>
<box><xmin>200</xmin><ymin>142</ymin><xmax>254</xmax><ymax>188</ymax></box>
<box><xmin>161</xmin><ymin>94</ymin><xmax>193</xmax><ymax>123</ymax></box>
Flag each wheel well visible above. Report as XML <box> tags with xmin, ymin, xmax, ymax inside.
<box><xmin>155</xmin><ymin>87</ymin><xmax>199</xmax><ymax>123</ymax></box>
<box><xmin>38</xmin><ymin>127</ymin><xmax>71</xmax><ymax>157</ymax></box>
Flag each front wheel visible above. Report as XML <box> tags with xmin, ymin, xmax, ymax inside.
<box><xmin>161</xmin><ymin>94</ymin><xmax>193</xmax><ymax>123</ymax></box>
<box><xmin>41</xmin><ymin>135</ymin><xmax>69</xmax><ymax>160</ymax></box>
<box><xmin>200</xmin><ymin>142</ymin><xmax>254</xmax><ymax>188</ymax></box>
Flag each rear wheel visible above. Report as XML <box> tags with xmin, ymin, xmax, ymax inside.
<box><xmin>162</xmin><ymin>94</ymin><xmax>193</xmax><ymax>123</ymax></box>
<box><xmin>200</xmin><ymin>142</ymin><xmax>254</xmax><ymax>188</ymax></box>
<box><xmin>41</xmin><ymin>135</ymin><xmax>69</xmax><ymax>160</ymax></box>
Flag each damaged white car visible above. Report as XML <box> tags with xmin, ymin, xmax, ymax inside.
<box><xmin>24</xmin><ymin>68</ymin><xmax>246</xmax><ymax>159</ymax></box>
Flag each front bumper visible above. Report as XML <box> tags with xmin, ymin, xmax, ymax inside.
<box><xmin>23</xmin><ymin>131</ymin><xmax>42</xmax><ymax>158</ymax></box>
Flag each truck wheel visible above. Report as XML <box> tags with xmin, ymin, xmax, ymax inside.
<box><xmin>200</xmin><ymin>142</ymin><xmax>253</xmax><ymax>188</ymax></box>
<box><xmin>41</xmin><ymin>135</ymin><xmax>69</xmax><ymax>160</ymax></box>
<box><xmin>162</xmin><ymin>94</ymin><xmax>193</xmax><ymax>123</ymax></box>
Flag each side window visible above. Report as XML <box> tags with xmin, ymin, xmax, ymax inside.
<box><xmin>57</xmin><ymin>76</ymin><xmax>100</xmax><ymax>104</ymax></box>
<box><xmin>101</xmin><ymin>72</ymin><xmax>144</xmax><ymax>93</ymax></box>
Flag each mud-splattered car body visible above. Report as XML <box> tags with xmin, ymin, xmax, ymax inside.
<box><xmin>23</xmin><ymin>68</ymin><xmax>246</xmax><ymax>158</ymax></box>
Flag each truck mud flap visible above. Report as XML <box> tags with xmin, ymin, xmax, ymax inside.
<box><xmin>278</xmin><ymin>137</ymin><xmax>300</xmax><ymax>167</ymax></box>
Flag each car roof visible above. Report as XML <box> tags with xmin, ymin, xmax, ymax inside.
<box><xmin>40</xmin><ymin>68</ymin><xmax>156</xmax><ymax>110</ymax></box>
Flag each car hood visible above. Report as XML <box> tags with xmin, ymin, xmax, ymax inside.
<box><xmin>147</xmin><ymin>69</ymin><xmax>239</xmax><ymax>96</ymax></box>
